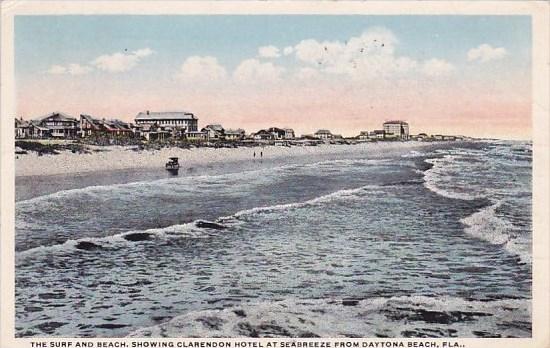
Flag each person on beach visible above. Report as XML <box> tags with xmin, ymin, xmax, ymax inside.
<box><xmin>253</xmin><ymin>151</ymin><xmax>256</xmax><ymax>158</ymax></box>
<box><xmin>260</xmin><ymin>151</ymin><xmax>263</xmax><ymax>158</ymax></box>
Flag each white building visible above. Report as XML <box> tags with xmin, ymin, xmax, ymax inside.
<box><xmin>283</xmin><ymin>128</ymin><xmax>295</xmax><ymax>139</ymax></box>
<box><xmin>383</xmin><ymin>120</ymin><xmax>409</xmax><ymax>140</ymax></box>
<box><xmin>135</xmin><ymin>111</ymin><xmax>198</xmax><ymax>132</ymax></box>
<box><xmin>314</xmin><ymin>129</ymin><xmax>333</xmax><ymax>140</ymax></box>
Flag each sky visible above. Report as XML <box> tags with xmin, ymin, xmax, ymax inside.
<box><xmin>15</xmin><ymin>15</ymin><xmax>532</xmax><ymax>139</ymax></box>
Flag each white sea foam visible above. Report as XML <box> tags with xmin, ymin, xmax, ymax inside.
<box><xmin>422</xmin><ymin>156</ymin><xmax>485</xmax><ymax>201</ymax></box>
<box><xmin>461</xmin><ymin>202</ymin><xmax>531</xmax><ymax>264</ymax></box>
<box><xmin>127</xmin><ymin>295</ymin><xmax>531</xmax><ymax>338</ymax></box>
<box><xmin>224</xmin><ymin>184</ymin><xmax>382</xmax><ymax>221</ymax></box>
<box><xmin>16</xmin><ymin>221</ymin><xmax>202</xmax><ymax>261</ymax></box>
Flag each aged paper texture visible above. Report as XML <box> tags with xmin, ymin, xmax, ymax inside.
<box><xmin>1</xmin><ymin>1</ymin><xmax>549</xmax><ymax>348</ymax></box>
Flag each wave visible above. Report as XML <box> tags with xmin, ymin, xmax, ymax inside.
<box><xmin>127</xmin><ymin>295</ymin><xmax>531</xmax><ymax>338</ymax></box>
<box><xmin>422</xmin><ymin>156</ymin><xmax>485</xmax><ymax>201</ymax></box>
<box><xmin>461</xmin><ymin>202</ymin><xmax>531</xmax><ymax>264</ymax></box>
<box><xmin>220</xmin><ymin>184</ymin><xmax>383</xmax><ymax>222</ymax></box>
<box><xmin>17</xmin><ymin>183</ymin><xmax>385</xmax><ymax>259</ymax></box>
<box><xmin>16</xmin><ymin>220</ymin><xmax>215</xmax><ymax>261</ymax></box>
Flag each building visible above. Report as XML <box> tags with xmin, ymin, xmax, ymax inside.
<box><xmin>314</xmin><ymin>129</ymin><xmax>333</xmax><ymax>140</ymax></box>
<box><xmin>283</xmin><ymin>128</ymin><xmax>295</xmax><ymax>139</ymax></box>
<box><xmin>135</xmin><ymin>111</ymin><xmax>198</xmax><ymax>132</ymax></box>
<box><xmin>186</xmin><ymin>131</ymin><xmax>208</xmax><ymax>141</ymax></box>
<box><xmin>28</xmin><ymin>112</ymin><xmax>79</xmax><ymax>139</ymax></box>
<box><xmin>369</xmin><ymin>130</ymin><xmax>386</xmax><ymax>139</ymax></box>
<box><xmin>252</xmin><ymin>127</ymin><xmax>286</xmax><ymax>141</ymax></box>
<box><xmin>201</xmin><ymin>124</ymin><xmax>225</xmax><ymax>140</ymax></box>
<box><xmin>15</xmin><ymin>118</ymin><xmax>32</xmax><ymax>139</ymax></box>
<box><xmin>224</xmin><ymin>129</ymin><xmax>246</xmax><ymax>141</ymax></box>
<box><xmin>383</xmin><ymin>120</ymin><xmax>409</xmax><ymax>140</ymax></box>
<box><xmin>80</xmin><ymin>114</ymin><xmax>133</xmax><ymax>137</ymax></box>
<box><xmin>358</xmin><ymin>131</ymin><xmax>369</xmax><ymax>140</ymax></box>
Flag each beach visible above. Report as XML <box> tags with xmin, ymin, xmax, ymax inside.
<box><xmin>15</xmin><ymin>141</ymin><xmax>440</xmax><ymax>178</ymax></box>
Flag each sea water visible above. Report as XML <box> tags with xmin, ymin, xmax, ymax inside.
<box><xmin>14</xmin><ymin>141</ymin><xmax>532</xmax><ymax>338</ymax></box>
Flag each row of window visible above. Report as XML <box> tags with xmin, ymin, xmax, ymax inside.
<box><xmin>137</xmin><ymin>119</ymin><xmax>195</xmax><ymax>125</ymax></box>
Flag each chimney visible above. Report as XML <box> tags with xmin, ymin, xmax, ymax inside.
<box><xmin>146</xmin><ymin>110</ymin><xmax>150</xmax><ymax>115</ymax></box>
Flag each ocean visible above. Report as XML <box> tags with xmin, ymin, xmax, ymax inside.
<box><xmin>14</xmin><ymin>140</ymin><xmax>532</xmax><ymax>338</ymax></box>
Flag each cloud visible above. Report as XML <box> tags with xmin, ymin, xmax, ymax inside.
<box><xmin>176</xmin><ymin>56</ymin><xmax>227</xmax><ymax>82</ymax></box>
<box><xmin>291</xmin><ymin>27</ymin><xmax>419</xmax><ymax>79</ymax></box>
<box><xmin>283</xmin><ymin>46</ymin><xmax>294</xmax><ymax>56</ymax></box>
<box><xmin>92</xmin><ymin>48</ymin><xmax>154</xmax><ymax>72</ymax></box>
<box><xmin>47</xmin><ymin>63</ymin><xmax>92</xmax><ymax>76</ymax></box>
<box><xmin>467</xmin><ymin>44</ymin><xmax>508</xmax><ymax>63</ymax></box>
<box><xmin>258</xmin><ymin>45</ymin><xmax>280</xmax><ymax>58</ymax></box>
<box><xmin>233</xmin><ymin>59</ymin><xmax>285</xmax><ymax>84</ymax></box>
<box><xmin>421</xmin><ymin>58</ymin><xmax>455</xmax><ymax>77</ymax></box>
<box><xmin>294</xmin><ymin>67</ymin><xmax>321</xmax><ymax>81</ymax></box>
<box><xmin>47</xmin><ymin>65</ymin><xmax>67</xmax><ymax>74</ymax></box>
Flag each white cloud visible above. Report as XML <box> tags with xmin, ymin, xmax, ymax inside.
<box><xmin>294</xmin><ymin>67</ymin><xmax>321</xmax><ymax>81</ymax></box>
<box><xmin>467</xmin><ymin>44</ymin><xmax>508</xmax><ymax>63</ymax></box>
<box><xmin>291</xmin><ymin>27</ymin><xmax>417</xmax><ymax>79</ymax></box>
<box><xmin>421</xmin><ymin>58</ymin><xmax>455</xmax><ymax>77</ymax></box>
<box><xmin>47</xmin><ymin>65</ymin><xmax>67</xmax><ymax>74</ymax></box>
<box><xmin>258</xmin><ymin>45</ymin><xmax>280</xmax><ymax>58</ymax></box>
<box><xmin>283</xmin><ymin>46</ymin><xmax>294</xmax><ymax>56</ymax></box>
<box><xmin>67</xmin><ymin>64</ymin><xmax>93</xmax><ymax>76</ymax></box>
<box><xmin>233</xmin><ymin>59</ymin><xmax>285</xmax><ymax>84</ymax></box>
<box><xmin>47</xmin><ymin>63</ymin><xmax>92</xmax><ymax>76</ymax></box>
<box><xmin>176</xmin><ymin>56</ymin><xmax>227</xmax><ymax>82</ymax></box>
<box><xmin>92</xmin><ymin>48</ymin><xmax>154</xmax><ymax>72</ymax></box>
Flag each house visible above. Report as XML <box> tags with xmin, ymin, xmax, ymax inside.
<box><xmin>369</xmin><ymin>130</ymin><xmax>386</xmax><ymax>139</ymax></box>
<box><xmin>383</xmin><ymin>120</ymin><xmax>409</xmax><ymax>140</ymax></box>
<box><xmin>15</xmin><ymin>118</ymin><xmax>31</xmax><ymax>139</ymax></box>
<box><xmin>186</xmin><ymin>131</ymin><xmax>208</xmax><ymax>141</ymax></box>
<box><xmin>201</xmin><ymin>124</ymin><xmax>225</xmax><ymax>140</ymax></box>
<box><xmin>314</xmin><ymin>129</ymin><xmax>333</xmax><ymax>140</ymax></box>
<box><xmin>30</xmin><ymin>112</ymin><xmax>79</xmax><ymax>139</ymax></box>
<box><xmin>225</xmin><ymin>129</ymin><xmax>246</xmax><ymax>141</ymax></box>
<box><xmin>80</xmin><ymin>114</ymin><xmax>133</xmax><ymax>137</ymax></box>
<box><xmin>135</xmin><ymin>111</ymin><xmax>198</xmax><ymax>132</ymax></box>
<box><xmin>358</xmin><ymin>131</ymin><xmax>369</xmax><ymax>140</ymax></box>
<box><xmin>283</xmin><ymin>128</ymin><xmax>295</xmax><ymax>139</ymax></box>
<box><xmin>252</xmin><ymin>127</ymin><xmax>286</xmax><ymax>141</ymax></box>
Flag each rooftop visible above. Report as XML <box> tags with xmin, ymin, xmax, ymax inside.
<box><xmin>34</xmin><ymin>111</ymin><xmax>78</xmax><ymax>123</ymax></box>
<box><xmin>135</xmin><ymin>111</ymin><xmax>196</xmax><ymax>120</ymax></box>
<box><xmin>383</xmin><ymin>120</ymin><xmax>408</xmax><ymax>125</ymax></box>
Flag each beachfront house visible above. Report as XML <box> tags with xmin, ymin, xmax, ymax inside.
<box><xmin>186</xmin><ymin>130</ymin><xmax>208</xmax><ymax>141</ymax></box>
<box><xmin>283</xmin><ymin>128</ymin><xmax>295</xmax><ymax>139</ymax></box>
<box><xmin>15</xmin><ymin>118</ymin><xmax>32</xmax><ymax>139</ymax></box>
<box><xmin>28</xmin><ymin>112</ymin><xmax>79</xmax><ymax>139</ymax></box>
<box><xmin>358</xmin><ymin>131</ymin><xmax>369</xmax><ymax>140</ymax></box>
<box><xmin>201</xmin><ymin>124</ymin><xmax>225</xmax><ymax>140</ymax></box>
<box><xmin>314</xmin><ymin>129</ymin><xmax>333</xmax><ymax>140</ymax></box>
<box><xmin>224</xmin><ymin>129</ymin><xmax>246</xmax><ymax>141</ymax></box>
<box><xmin>252</xmin><ymin>127</ymin><xmax>286</xmax><ymax>141</ymax></box>
<box><xmin>80</xmin><ymin>114</ymin><xmax>133</xmax><ymax>137</ymax></box>
<box><xmin>134</xmin><ymin>111</ymin><xmax>198</xmax><ymax>132</ymax></box>
<box><xmin>383</xmin><ymin>120</ymin><xmax>409</xmax><ymax>140</ymax></box>
<box><xmin>369</xmin><ymin>130</ymin><xmax>386</xmax><ymax>139</ymax></box>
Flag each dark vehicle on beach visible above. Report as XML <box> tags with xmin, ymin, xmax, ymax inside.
<box><xmin>165</xmin><ymin>157</ymin><xmax>179</xmax><ymax>174</ymax></box>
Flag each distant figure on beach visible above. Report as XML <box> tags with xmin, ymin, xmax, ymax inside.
<box><xmin>253</xmin><ymin>151</ymin><xmax>256</xmax><ymax>158</ymax></box>
<box><xmin>260</xmin><ymin>151</ymin><xmax>263</xmax><ymax>158</ymax></box>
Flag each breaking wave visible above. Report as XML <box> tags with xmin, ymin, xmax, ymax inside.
<box><xmin>128</xmin><ymin>296</ymin><xmax>531</xmax><ymax>338</ymax></box>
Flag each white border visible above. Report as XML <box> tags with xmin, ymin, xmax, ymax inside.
<box><xmin>1</xmin><ymin>2</ymin><xmax>548</xmax><ymax>348</ymax></box>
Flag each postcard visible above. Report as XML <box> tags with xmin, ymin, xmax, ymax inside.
<box><xmin>1</xmin><ymin>1</ymin><xmax>549</xmax><ymax>348</ymax></box>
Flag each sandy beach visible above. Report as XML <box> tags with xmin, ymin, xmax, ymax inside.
<box><xmin>15</xmin><ymin>141</ymin><xmax>442</xmax><ymax>178</ymax></box>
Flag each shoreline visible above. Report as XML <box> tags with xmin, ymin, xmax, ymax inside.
<box><xmin>15</xmin><ymin>141</ymin><xmax>457</xmax><ymax>179</ymax></box>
